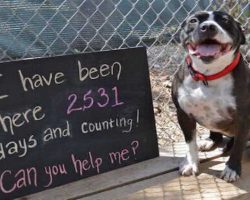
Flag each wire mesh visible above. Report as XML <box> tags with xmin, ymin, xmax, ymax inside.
<box><xmin>0</xmin><ymin>0</ymin><xmax>249</xmax><ymax>150</ymax></box>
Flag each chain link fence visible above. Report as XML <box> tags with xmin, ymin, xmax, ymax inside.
<box><xmin>0</xmin><ymin>0</ymin><xmax>249</xmax><ymax>151</ymax></box>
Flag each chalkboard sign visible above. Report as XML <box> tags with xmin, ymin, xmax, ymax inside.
<box><xmin>0</xmin><ymin>47</ymin><xmax>158</xmax><ymax>199</ymax></box>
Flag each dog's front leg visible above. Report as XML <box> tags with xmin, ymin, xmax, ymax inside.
<box><xmin>221</xmin><ymin>122</ymin><xmax>248</xmax><ymax>182</ymax></box>
<box><xmin>177</xmin><ymin>108</ymin><xmax>198</xmax><ymax>176</ymax></box>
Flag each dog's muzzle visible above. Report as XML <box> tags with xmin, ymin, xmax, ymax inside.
<box><xmin>200</xmin><ymin>22</ymin><xmax>218</xmax><ymax>36</ymax></box>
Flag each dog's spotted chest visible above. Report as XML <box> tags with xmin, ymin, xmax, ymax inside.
<box><xmin>178</xmin><ymin>74</ymin><xmax>236</xmax><ymax>133</ymax></box>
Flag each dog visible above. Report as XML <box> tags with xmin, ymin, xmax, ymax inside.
<box><xmin>171</xmin><ymin>10</ymin><xmax>247</xmax><ymax>182</ymax></box>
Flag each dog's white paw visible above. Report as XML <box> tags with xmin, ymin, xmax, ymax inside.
<box><xmin>179</xmin><ymin>158</ymin><xmax>199</xmax><ymax>176</ymax></box>
<box><xmin>198</xmin><ymin>139</ymin><xmax>215</xmax><ymax>151</ymax></box>
<box><xmin>220</xmin><ymin>166</ymin><xmax>240</xmax><ymax>182</ymax></box>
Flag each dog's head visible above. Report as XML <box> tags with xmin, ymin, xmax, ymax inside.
<box><xmin>180</xmin><ymin>11</ymin><xmax>245</xmax><ymax>63</ymax></box>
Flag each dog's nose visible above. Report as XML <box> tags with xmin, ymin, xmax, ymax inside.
<box><xmin>200</xmin><ymin>23</ymin><xmax>217</xmax><ymax>33</ymax></box>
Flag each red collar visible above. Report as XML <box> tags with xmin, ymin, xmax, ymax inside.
<box><xmin>186</xmin><ymin>52</ymin><xmax>241</xmax><ymax>84</ymax></box>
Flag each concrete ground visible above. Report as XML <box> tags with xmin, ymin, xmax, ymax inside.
<box><xmin>119</xmin><ymin>156</ymin><xmax>250</xmax><ymax>200</ymax></box>
<box><xmin>21</xmin><ymin>140</ymin><xmax>250</xmax><ymax>200</ymax></box>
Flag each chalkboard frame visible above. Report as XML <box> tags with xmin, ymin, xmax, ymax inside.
<box><xmin>0</xmin><ymin>47</ymin><xmax>159</xmax><ymax>199</ymax></box>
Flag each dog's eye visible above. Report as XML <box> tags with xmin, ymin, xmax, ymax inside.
<box><xmin>189</xmin><ymin>18</ymin><xmax>198</xmax><ymax>24</ymax></box>
<box><xmin>221</xmin><ymin>15</ymin><xmax>229</xmax><ymax>23</ymax></box>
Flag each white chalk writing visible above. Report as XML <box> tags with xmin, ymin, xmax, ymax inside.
<box><xmin>18</xmin><ymin>70</ymin><xmax>65</xmax><ymax>92</ymax></box>
<box><xmin>0</xmin><ymin>106</ymin><xmax>45</xmax><ymax>135</ymax></box>
<box><xmin>78</xmin><ymin>61</ymin><xmax>122</xmax><ymax>82</ymax></box>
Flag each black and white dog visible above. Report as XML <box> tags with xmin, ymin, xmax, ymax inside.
<box><xmin>171</xmin><ymin>11</ymin><xmax>248</xmax><ymax>182</ymax></box>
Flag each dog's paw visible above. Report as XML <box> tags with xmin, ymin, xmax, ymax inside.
<box><xmin>198</xmin><ymin>139</ymin><xmax>216</xmax><ymax>152</ymax></box>
<box><xmin>179</xmin><ymin>159</ymin><xmax>199</xmax><ymax>176</ymax></box>
<box><xmin>220</xmin><ymin>166</ymin><xmax>240</xmax><ymax>182</ymax></box>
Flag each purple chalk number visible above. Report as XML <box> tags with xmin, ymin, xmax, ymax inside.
<box><xmin>83</xmin><ymin>90</ymin><xmax>94</xmax><ymax>110</ymax></box>
<box><xmin>97</xmin><ymin>88</ymin><xmax>109</xmax><ymax>108</ymax></box>
<box><xmin>66</xmin><ymin>86</ymin><xmax>124</xmax><ymax>115</ymax></box>
<box><xmin>112</xmin><ymin>86</ymin><xmax>124</xmax><ymax>107</ymax></box>
<box><xmin>67</xmin><ymin>94</ymin><xmax>82</xmax><ymax>114</ymax></box>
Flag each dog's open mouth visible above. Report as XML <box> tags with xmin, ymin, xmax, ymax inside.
<box><xmin>187</xmin><ymin>39</ymin><xmax>232</xmax><ymax>59</ymax></box>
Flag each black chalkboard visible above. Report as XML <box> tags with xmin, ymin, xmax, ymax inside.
<box><xmin>0</xmin><ymin>47</ymin><xmax>158</xmax><ymax>199</ymax></box>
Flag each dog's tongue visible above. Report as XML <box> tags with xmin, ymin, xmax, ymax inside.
<box><xmin>195</xmin><ymin>44</ymin><xmax>221</xmax><ymax>56</ymax></box>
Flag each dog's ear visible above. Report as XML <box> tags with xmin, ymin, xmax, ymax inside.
<box><xmin>237</xmin><ymin>21</ymin><xmax>246</xmax><ymax>45</ymax></box>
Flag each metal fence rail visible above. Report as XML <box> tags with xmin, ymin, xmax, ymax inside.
<box><xmin>0</xmin><ymin>0</ymin><xmax>249</xmax><ymax>149</ymax></box>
